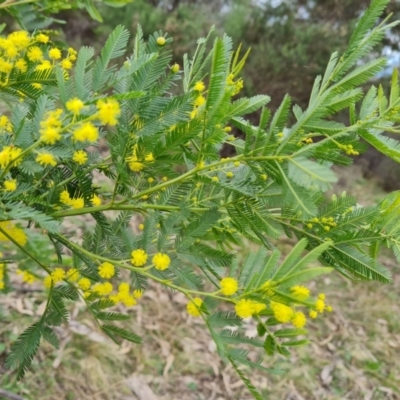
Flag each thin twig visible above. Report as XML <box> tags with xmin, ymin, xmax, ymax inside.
<box><xmin>0</xmin><ymin>388</ymin><xmax>26</xmax><ymax>400</ymax></box>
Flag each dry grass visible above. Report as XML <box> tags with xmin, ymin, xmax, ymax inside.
<box><xmin>1</xmin><ymin>165</ymin><xmax>400</xmax><ymax>400</ymax></box>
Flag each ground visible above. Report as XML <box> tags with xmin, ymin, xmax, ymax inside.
<box><xmin>0</xmin><ymin>165</ymin><xmax>399</xmax><ymax>400</ymax></box>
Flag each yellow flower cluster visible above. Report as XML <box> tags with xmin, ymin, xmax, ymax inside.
<box><xmin>0</xmin><ymin>146</ymin><xmax>22</xmax><ymax>169</ymax></box>
<box><xmin>72</xmin><ymin>122</ymin><xmax>98</xmax><ymax>143</ymax></box>
<box><xmin>306</xmin><ymin>216</ymin><xmax>337</xmax><ymax>232</ymax></box>
<box><xmin>226</xmin><ymin>73</ymin><xmax>244</xmax><ymax>96</ymax></box>
<box><xmin>109</xmin><ymin>282</ymin><xmax>142</xmax><ymax>307</ymax></box>
<box><xmin>130</xmin><ymin>249</ymin><xmax>170</xmax><ymax>271</ymax></box>
<box><xmin>17</xmin><ymin>268</ymin><xmax>36</xmax><ymax>284</ymax></box>
<box><xmin>39</xmin><ymin>109</ymin><xmax>63</xmax><ymax>145</ymax></box>
<box><xmin>270</xmin><ymin>302</ymin><xmax>307</xmax><ymax>328</ymax></box>
<box><xmin>270</xmin><ymin>301</ymin><xmax>294</xmax><ymax>323</ymax></box>
<box><xmin>126</xmin><ymin>144</ymin><xmax>154</xmax><ymax>173</ymax></box>
<box><xmin>152</xmin><ymin>252</ymin><xmax>170</xmax><ymax>270</ymax></box>
<box><xmin>44</xmin><ymin>267</ymin><xmax>68</xmax><ymax>287</ymax></box>
<box><xmin>187</xmin><ymin>297</ymin><xmax>203</xmax><ymax>317</ymax></box>
<box><xmin>74</xmin><ymin>277</ymin><xmax>142</xmax><ymax>307</ymax></box>
<box><xmin>41</xmin><ymin>262</ymin><xmax>143</xmax><ymax>309</ymax></box>
<box><xmin>98</xmin><ymin>262</ymin><xmax>115</xmax><ymax>279</ymax></box>
<box><xmin>36</xmin><ymin>152</ymin><xmax>57</xmax><ymax>167</ymax></box>
<box><xmin>230</xmin><ymin>282</ymin><xmax>332</xmax><ymax>329</ymax></box>
<box><xmin>72</xmin><ymin>150</ymin><xmax>88</xmax><ymax>165</ymax></box>
<box><xmin>0</xmin><ymin>221</ymin><xmax>27</xmax><ymax>246</ymax></box>
<box><xmin>171</xmin><ymin>63</ymin><xmax>180</xmax><ymax>73</ymax></box>
<box><xmin>219</xmin><ymin>277</ymin><xmax>238</xmax><ymax>296</ymax></box>
<box><xmin>235</xmin><ymin>299</ymin><xmax>266</xmax><ymax>318</ymax></box>
<box><xmin>290</xmin><ymin>285</ymin><xmax>310</xmax><ymax>300</ymax></box>
<box><xmin>66</xmin><ymin>268</ymin><xmax>79</xmax><ymax>281</ymax></box>
<box><xmin>156</xmin><ymin>37</ymin><xmax>166</xmax><ymax>46</ymax></box>
<box><xmin>190</xmin><ymin>81</ymin><xmax>207</xmax><ymax>119</ymax></box>
<box><xmin>0</xmin><ymin>30</ymin><xmax>77</xmax><ymax>88</ymax></box>
<box><xmin>3</xmin><ymin>178</ymin><xmax>17</xmax><ymax>191</ymax></box>
<box><xmin>91</xmin><ymin>194</ymin><xmax>101</xmax><ymax>206</ymax></box>
<box><xmin>93</xmin><ymin>281</ymin><xmax>113</xmax><ymax>295</ymax></box>
<box><xmin>131</xmin><ymin>249</ymin><xmax>148</xmax><ymax>266</ymax></box>
<box><xmin>43</xmin><ymin>266</ymin><xmax>140</xmax><ymax>309</ymax></box>
<box><xmin>0</xmin><ymin>115</ymin><xmax>12</xmax><ymax>133</ymax></box>
<box><xmin>194</xmin><ymin>81</ymin><xmax>205</xmax><ymax>92</ymax></box>
<box><xmin>339</xmin><ymin>143</ymin><xmax>359</xmax><ymax>156</ymax></box>
<box><xmin>96</xmin><ymin>99</ymin><xmax>121</xmax><ymax>126</ymax></box>
<box><xmin>302</xmin><ymin>137</ymin><xmax>313</xmax><ymax>144</ymax></box>
<box><xmin>268</xmin><ymin>289</ymin><xmax>332</xmax><ymax>327</ymax></box>
<box><xmin>66</xmin><ymin>97</ymin><xmax>84</xmax><ymax>115</ymax></box>
<box><xmin>77</xmin><ymin>277</ymin><xmax>91</xmax><ymax>290</ymax></box>
<box><xmin>309</xmin><ymin>293</ymin><xmax>333</xmax><ymax>318</ymax></box>
<box><xmin>59</xmin><ymin>189</ymin><xmax>85</xmax><ymax>209</ymax></box>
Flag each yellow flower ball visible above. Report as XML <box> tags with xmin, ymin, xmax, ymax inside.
<box><xmin>187</xmin><ymin>297</ymin><xmax>203</xmax><ymax>317</ymax></box>
<box><xmin>290</xmin><ymin>285</ymin><xmax>310</xmax><ymax>300</ymax></box>
<box><xmin>156</xmin><ymin>37</ymin><xmax>166</xmax><ymax>46</ymax></box>
<box><xmin>129</xmin><ymin>160</ymin><xmax>144</xmax><ymax>172</ymax></box>
<box><xmin>49</xmin><ymin>48</ymin><xmax>62</xmax><ymax>60</ymax></box>
<box><xmin>61</xmin><ymin>58</ymin><xmax>73</xmax><ymax>70</ymax></box>
<box><xmin>194</xmin><ymin>95</ymin><xmax>206</xmax><ymax>107</ymax></box>
<box><xmin>315</xmin><ymin>299</ymin><xmax>325</xmax><ymax>313</ymax></box>
<box><xmin>70</xmin><ymin>198</ymin><xmax>85</xmax><ymax>209</ymax></box>
<box><xmin>3</xmin><ymin>179</ymin><xmax>17</xmax><ymax>192</ymax></box>
<box><xmin>118</xmin><ymin>282</ymin><xmax>130</xmax><ymax>293</ymax></box>
<box><xmin>14</xmin><ymin>58</ymin><xmax>28</xmax><ymax>73</ymax></box>
<box><xmin>27</xmin><ymin>46</ymin><xmax>43</xmax><ymax>62</ymax></box>
<box><xmin>152</xmin><ymin>253</ymin><xmax>170</xmax><ymax>270</ymax></box>
<box><xmin>270</xmin><ymin>301</ymin><xmax>294</xmax><ymax>323</ymax></box>
<box><xmin>194</xmin><ymin>81</ymin><xmax>205</xmax><ymax>92</ymax></box>
<box><xmin>171</xmin><ymin>63</ymin><xmax>180</xmax><ymax>73</ymax></box>
<box><xmin>121</xmin><ymin>295</ymin><xmax>137</xmax><ymax>307</ymax></box>
<box><xmin>91</xmin><ymin>194</ymin><xmax>101</xmax><ymax>206</ymax></box>
<box><xmin>66</xmin><ymin>268</ymin><xmax>80</xmax><ymax>282</ymax></box>
<box><xmin>235</xmin><ymin>299</ymin><xmax>254</xmax><ymax>319</ymax></box>
<box><xmin>72</xmin><ymin>150</ymin><xmax>88</xmax><ymax>165</ymax></box>
<box><xmin>292</xmin><ymin>311</ymin><xmax>306</xmax><ymax>328</ymax></box>
<box><xmin>66</xmin><ymin>97</ymin><xmax>84</xmax><ymax>115</ymax></box>
<box><xmin>60</xmin><ymin>190</ymin><xmax>71</xmax><ymax>204</ymax></box>
<box><xmin>36</xmin><ymin>33</ymin><xmax>49</xmax><ymax>43</ymax></box>
<box><xmin>98</xmin><ymin>262</ymin><xmax>115</xmax><ymax>279</ymax></box>
<box><xmin>220</xmin><ymin>277</ymin><xmax>238</xmax><ymax>296</ymax></box>
<box><xmin>144</xmin><ymin>153</ymin><xmax>154</xmax><ymax>162</ymax></box>
<box><xmin>96</xmin><ymin>98</ymin><xmax>121</xmax><ymax>126</ymax></box>
<box><xmin>131</xmin><ymin>249</ymin><xmax>148</xmax><ymax>267</ymax></box>
<box><xmin>0</xmin><ymin>116</ymin><xmax>13</xmax><ymax>132</ymax></box>
<box><xmin>44</xmin><ymin>276</ymin><xmax>53</xmax><ymax>288</ymax></box>
<box><xmin>93</xmin><ymin>282</ymin><xmax>113</xmax><ymax>295</ymax></box>
<box><xmin>73</xmin><ymin>122</ymin><xmax>99</xmax><ymax>143</ymax></box>
<box><xmin>36</xmin><ymin>153</ymin><xmax>57</xmax><ymax>167</ymax></box>
<box><xmin>40</xmin><ymin>127</ymin><xmax>61</xmax><ymax>144</ymax></box>
<box><xmin>51</xmin><ymin>268</ymin><xmax>65</xmax><ymax>283</ymax></box>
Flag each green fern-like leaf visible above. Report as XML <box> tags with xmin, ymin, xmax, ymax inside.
<box><xmin>101</xmin><ymin>324</ymin><xmax>142</xmax><ymax>344</ymax></box>
<box><xmin>93</xmin><ymin>25</ymin><xmax>130</xmax><ymax>91</ymax></box>
<box><xmin>5</xmin><ymin>322</ymin><xmax>43</xmax><ymax>380</ymax></box>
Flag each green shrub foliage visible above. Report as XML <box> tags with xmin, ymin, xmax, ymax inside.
<box><xmin>1</xmin><ymin>0</ymin><xmax>400</xmax><ymax>396</ymax></box>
